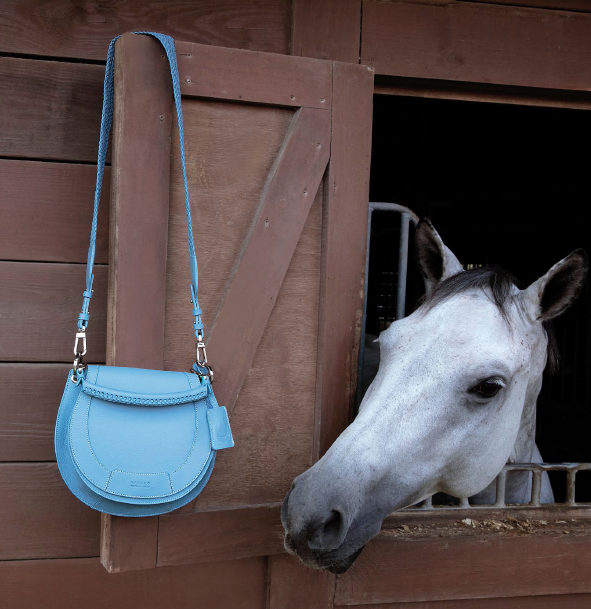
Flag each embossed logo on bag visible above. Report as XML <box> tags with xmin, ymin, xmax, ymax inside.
<box><xmin>130</xmin><ymin>480</ymin><xmax>151</xmax><ymax>487</ymax></box>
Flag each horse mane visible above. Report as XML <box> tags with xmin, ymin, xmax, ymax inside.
<box><xmin>416</xmin><ymin>266</ymin><xmax>560</xmax><ymax>373</ymax></box>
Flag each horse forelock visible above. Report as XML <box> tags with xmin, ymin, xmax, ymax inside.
<box><xmin>416</xmin><ymin>266</ymin><xmax>559</xmax><ymax>373</ymax></box>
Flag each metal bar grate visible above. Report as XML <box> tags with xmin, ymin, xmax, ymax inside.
<box><xmin>404</xmin><ymin>463</ymin><xmax>591</xmax><ymax>511</ymax></box>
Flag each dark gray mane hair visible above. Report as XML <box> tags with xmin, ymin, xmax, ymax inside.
<box><xmin>416</xmin><ymin>266</ymin><xmax>560</xmax><ymax>373</ymax></box>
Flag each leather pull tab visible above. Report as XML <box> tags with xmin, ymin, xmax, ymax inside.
<box><xmin>207</xmin><ymin>407</ymin><xmax>234</xmax><ymax>450</ymax></box>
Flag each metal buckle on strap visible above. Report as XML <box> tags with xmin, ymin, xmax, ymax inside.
<box><xmin>71</xmin><ymin>331</ymin><xmax>88</xmax><ymax>383</ymax></box>
<box><xmin>193</xmin><ymin>333</ymin><xmax>214</xmax><ymax>382</ymax></box>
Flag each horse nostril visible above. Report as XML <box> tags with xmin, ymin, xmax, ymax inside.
<box><xmin>309</xmin><ymin>509</ymin><xmax>346</xmax><ymax>551</ymax></box>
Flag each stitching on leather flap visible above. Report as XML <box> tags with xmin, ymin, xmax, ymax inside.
<box><xmin>81</xmin><ymin>381</ymin><xmax>207</xmax><ymax>406</ymax></box>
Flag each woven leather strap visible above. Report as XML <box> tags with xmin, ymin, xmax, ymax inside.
<box><xmin>78</xmin><ymin>32</ymin><xmax>203</xmax><ymax>341</ymax></box>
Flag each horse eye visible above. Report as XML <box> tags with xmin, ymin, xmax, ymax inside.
<box><xmin>470</xmin><ymin>379</ymin><xmax>503</xmax><ymax>398</ymax></box>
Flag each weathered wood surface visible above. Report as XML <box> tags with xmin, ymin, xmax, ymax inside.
<box><xmin>0</xmin><ymin>463</ymin><xmax>99</xmax><ymax>560</ymax></box>
<box><xmin>315</xmin><ymin>62</ymin><xmax>373</xmax><ymax>458</ymax></box>
<box><xmin>0</xmin><ymin>58</ymin><xmax>105</xmax><ymax>162</ymax></box>
<box><xmin>157</xmin><ymin>505</ymin><xmax>284</xmax><ymax>566</ymax></box>
<box><xmin>335</xmin><ymin>534</ymin><xmax>591</xmax><ymax>605</ymax></box>
<box><xmin>0</xmin><ymin>0</ymin><xmax>290</xmax><ymax>59</ymax></box>
<box><xmin>361</xmin><ymin>1</ymin><xmax>591</xmax><ymax>90</ymax></box>
<box><xmin>346</xmin><ymin>595</ymin><xmax>591</xmax><ymax>609</ymax></box>
<box><xmin>0</xmin><ymin>161</ymin><xmax>109</xmax><ymax>264</ymax></box>
<box><xmin>0</xmin><ymin>556</ymin><xmax>267</xmax><ymax>609</ymax></box>
<box><xmin>176</xmin><ymin>41</ymin><xmax>332</xmax><ymax>108</ymax></box>
<box><xmin>0</xmin><ymin>262</ymin><xmax>107</xmax><ymax>362</ymax></box>
<box><xmin>292</xmin><ymin>0</ymin><xmax>361</xmax><ymax>63</ymax></box>
<box><xmin>268</xmin><ymin>554</ymin><xmax>336</xmax><ymax>609</ymax></box>
<box><xmin>374</xmin><ymin>78</ymin><xmax>591</xmax><ymax>111</ymax></box>
<box><xmin>206</xmin><ymin>106</ymin><xmax>330</xmax><ymax>414</ymax></box>
<box><xmin>463</xmin><ymin>0</ymin><xmax>591</xmax><ymax>12</ymax></box>
<box><xmin>100</xmin><ymin>33</ymin><xmax>174</xmax><ymax>574</ymax></box>
<box><xmin>0</xmin><ymin>364</ymin><xmax>68</xmax><ymax>461</ymax></box>
<box><xmin>164</xmin><ymin>99</ymin><xmax>322</xmax><ymax>510</ymax></box>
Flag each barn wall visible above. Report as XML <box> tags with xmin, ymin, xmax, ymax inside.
<box><xmin>0</xmin><ymin>2</ymin><xmax>290</xmax><ymax>606</ymax></box>
<box><xmin>1</xmin><ymin>1</ymin><xmax>590</xmax><ymax>607</ymax></box>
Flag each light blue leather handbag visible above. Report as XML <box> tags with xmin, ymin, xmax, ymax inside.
<box><xmin>55</xmin><ymin>32</ymin><xmax>234</xmax><ymax>517</ymax></box>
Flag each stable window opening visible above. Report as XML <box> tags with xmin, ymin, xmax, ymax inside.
<box><xmin>361</xmin><ymin>93</ymin><xmax>591</xmax><ymax>511</ymax></box>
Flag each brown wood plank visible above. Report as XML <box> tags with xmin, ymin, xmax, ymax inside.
<box><xmin>100</xmin><ymin>33</ymin><xmax>173</xmax><ymax>575</ymax></box>
<box><xmin>374</xmin><ymin>77</ymin><xmax>591</xmax><ymax>111</ymax></box>
<box><xmin>361</xmin><ymin>1</ymin><xmax>591</xmax><ymax>90</ymax></box>
<box><xmin>0</xmin><ymin>463</ymin><xmax>99</xmax><ymax>560</ymax></box>
<box><xmin>176</xmin><ymin>41</ymin><xmax>332</xmax><ymax>108</ymax></box>
<box><xmin>0</xmin><ymin>58</ymin><xmax>105</xmax><ymax>162</ymax></box>
<box><xmin>315</xmin><ymin>62</ymin><xmax>373</xmax><ymax>458</ymax></box>
<box><xmin>463</xmin><ymin>0</ymin><xmax>591</xmax><ymax>13</ymax></box>
<box><xmin>345</xmin><ymin>594</ymin><xmax>591</xmax><ymax>609</ymax></box>
<box><xmin>0</xmin><ymin>556</ymin><xmax>268</xmax><ymax>609</ymax></box>
<box><xmin>334</xmin><ymin>534</ymin><xmax>591</xmax><ymax>605</ymax></box>
<box><xmin>0</xmin><ymin>262</ymin><xmax>107</xmax><ymax>362</ymax></box>
<box><xmin>0</xmin><ymin>0</ymin><xmax>290</xmax><ymax>60</ymax></box>
<box><xmin>292</xmin><ymin>0</ymin><xmax>361</xmax><ymax>63</ymax></box>
<box><xmin>157</xmin><ymin>505</ymin><xmax>284</xmax><ymax>567</ymax></box>
<box><xmin>0</xmin><ymin>160</ymin><xmax>109</xmax><ymax>264</ymax></box>
<box><xmin>0</xmin><ymin>364</ymin><xmax>69</xmax><ymax>461</ymax></box>
<box><xmin>206</xmin><ymin>106</ymin><xmax>330</xmax><ymax>415</ymax></box>
<box><xmin>268</xmin><ymin>554</ymin><xmax>336</xmax><ymax>609</ymax></box>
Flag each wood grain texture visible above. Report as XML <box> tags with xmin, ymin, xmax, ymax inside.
<box><xmin>164</xmin><ymin>99</ymin><xmax>323</xmax><ymax>510</ymax></box>
<box><xmin>0</xmin><ymin>556</ymin><xmax>268</xmax><ymax>609</ymax></box>
<box><xmin>335</xmin><ymin>534</ymin><xmax>591</xmax><ymax>605</ymax></box>
<box><xmin>361</xmin><ymin>1</ymin><xmax>591</xmax><ymax>90</ymax></box>
<box><xmin>157</xmin><ymin>505</ymin><xmax>284</xmax><ymax>566</ymax></box>
<box><xmin>0</xmin><ymin>364</ymin><xmax>69</xmax><ymax>461</ymax></box>
<box><xmin>176</xmin><ymin>40</ymin><xmax>332</xmax><ymax>108</ymax></box>
<box><xmin>463</xmin><ymin>0</ymin><xmax>591</xmax><ymax>12</ymax></box>
<box><xmin>315</xmin><ymin>62</ymin><xmax>374</xmax><ymax>459</ymax></box>
<box><xmin>100</xmin><ymin>33</ymin><xmax>173</xmax><ymax>574</ymax></box>
<box><xmin>0</xmin><ymin>161</ymin><xmax>109</xmax><ymax>264</ymax></box>
<box><xmin>0</xmin><ymin>262</ymin><xmax>107</xmax><ymax>362</ymax></box>
<box><xmin>0</xmin><ymin>463</ymin><xmax>99</xmax><ymax>560</ymax></box>
<box><xmin>0</xmin><ymin>58</ymin><xmax>105</xmax><ymax>162</ymax></box>
<box><xmin>268</xmin><ymin>553</ymin><xmax>336</xmax><ymax>609</ymax></box>
<box><xmin>106</xmin><ymin>33</ymin><xmax>172</xmax><ymax>370</ymax></box>
<box><xmin>345</xmin><ymin>594</ymin><xmax>591</xmax><ymax>609</ymax></box>
<box><xmin>292</xmin><ymin>0</ymin><xmax>361</xmax><ymax>63</ymax></box>
<box><xmin>0</xmin><ymin>0</ymin><xmax>290</xmax><ymax>60</ymax></box>
<box><xmin>374</xmin><ymin>77</ymin><xmax>591</xmax><ymax>111</ymax></box>
<box><xmin>206</xmin><ymin>106</ymin><xmax>330</xmax><ymax>415</ymax></box>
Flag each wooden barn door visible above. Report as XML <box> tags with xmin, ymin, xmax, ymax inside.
<box><xmin>100</xmin><ymin>33</ymin><xmax>373</xmax><ymax>594</ymax></box>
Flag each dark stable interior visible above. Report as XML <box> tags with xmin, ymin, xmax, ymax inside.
<box><xmin>366</xmin><ymin>94</ymin><xmax>591</xmax><ymax>502</ymax></box>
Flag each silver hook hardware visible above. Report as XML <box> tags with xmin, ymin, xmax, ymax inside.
<box><xmin>71</xmin><ymin>331</ymin><xmax>88</xmax><ymax>383</ymax></box>
<box><xmin>74</xmin><ymin>332</ymin><xmax>87</xmax><ymax>357</ymax></box>
<box><xmin>196</xmin><ymin>339</ymin><xmax>208</xmax><ymax>367</ymax></box>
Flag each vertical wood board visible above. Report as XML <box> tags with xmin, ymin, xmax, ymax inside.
<box><xmin>100</xmin><ymin>33</ymin><xmax>174</xmax><ymax>574</ymax></box>
<box><xmin>291</xmin><ymin>0</ymin><xmax>362</xmax><ymax>63</ymax></box>
<box><xmin>315</xmin><ymin>61</ymin><xmax>374</xmax><ymax>458</ymax></box>
<box><xmin>268</xmin><ymin>553</ymin><xmax>336</xmax><ymax>609</ymax></box>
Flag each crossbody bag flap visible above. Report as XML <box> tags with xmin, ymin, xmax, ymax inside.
<box><xmin>69</xmin><ymin>365</ymin><xmax>213</xmax><ymax>500</ymax></box>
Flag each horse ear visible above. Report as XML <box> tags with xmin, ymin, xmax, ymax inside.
<box><xmin>519</xmin><ymin>250</ymin><xmax>587</xmax><ymax>321</ymax></box>
<box><xmin>415</xmin><ymin>218</ymin><xmax>463</xmax><ymax>294</ymax></box>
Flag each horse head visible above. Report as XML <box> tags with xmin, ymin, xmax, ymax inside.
<box><xmin>281</xmin><ymin>218</ymin><xmax>587</xmax><ymax>573</ymax></box>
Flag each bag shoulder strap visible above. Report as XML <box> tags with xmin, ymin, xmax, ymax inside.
<box><xmin>75</xmin><ymin>32</ymin><xmax>207</xmax><ymax>372</ymax></box>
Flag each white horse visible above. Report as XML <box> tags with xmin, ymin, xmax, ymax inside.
<box><xmin>282</xmin><ymin>219</ymin><xmax>587</xmax><ymax>573</ymax></box>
